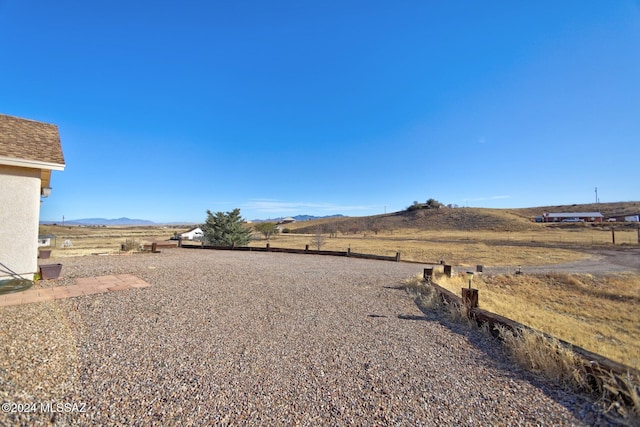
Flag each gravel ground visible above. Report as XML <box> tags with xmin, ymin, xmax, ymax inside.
<box><xmin>1</xmin><ymin>249</ymin><xmax>612</xmax><ymax>426</ymax></box>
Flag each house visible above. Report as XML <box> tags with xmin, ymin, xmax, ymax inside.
<box><xmin>279</xmin><ymin>217</ymin><xmax>296</xmax><ymax>224</ymax></box>
<box><xmin>180</xmin><ymin>227</ymin><xmax>204</xmax><ymax>240</ymax></box>
<box><xmin>0</xmin><ymin>114</ymin><xmax>65</xmax><ymax>280</ymax></box>
<box><xmin>542</xmin><ymin>212</ymin><xmax>604</xmax><ymax>223</ymax></box>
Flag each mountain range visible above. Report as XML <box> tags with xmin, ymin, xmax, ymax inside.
<box><xmin>251</xmin><ymin>214</ymin><xmax>346</xmax><ymax>223</ymax></box>
<box><xmin>40</xmin><ymin>214</ymin><xmax>347</xmax><ymax>226</ymax></box>
<box><xmin>41</xmin><ymin>217</ymin><xmax>161</xmax><ymax>226</ymax></box>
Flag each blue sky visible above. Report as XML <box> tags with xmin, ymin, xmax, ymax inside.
<box><xmin>1</xmin><ymin>1</ymin><xmax>639</xmax><ymax>223</ymax></box>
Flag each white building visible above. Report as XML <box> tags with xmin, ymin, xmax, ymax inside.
<box><xmin>542</xmin><ymin>212</ymin><xmax>604</xmax><ymax>223</ymax></box>
<box><xmin>0</xmin><ymin>114</ymin><xmax>65</xmax><ymax>280</ymax></box>
<box><xmin>180</xmin><ymin>227</ymin><xmax>204</xmax><ymax>240</ymax></box>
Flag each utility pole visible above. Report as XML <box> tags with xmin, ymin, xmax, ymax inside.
<box><xmin>62</xmin><ymin>215</ymin><xmax>65</xmax><ymax>226</ymax></box>
<box><xmin>595</xmin><ymin>187</ymin><xmax>599</xmax><ymax>204</ymax></box>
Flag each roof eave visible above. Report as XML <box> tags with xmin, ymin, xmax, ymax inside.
<box><xmin>0</xmin><ymin>155</ymin><xmax>65</xmax><ymax>171</ymax></box>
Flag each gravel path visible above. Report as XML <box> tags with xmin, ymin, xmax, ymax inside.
<box><xmin>2</xmin><ymin>249</ymin><xmax>610</xmax><ymax>425</ymax></box>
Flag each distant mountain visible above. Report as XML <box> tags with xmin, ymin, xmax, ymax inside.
<box><xmin>292</xmin><ymin>214</ymin><xmax>346</xmax><ymax>222</ymax></box>
<box><xmin>41</xmin><ymin>217</ymin><xmax>157</xmax><ymax>226</ymax></box>
<box><xmin>251</xmin><ymin>214</ymin><xmax>346</xmax><ymax>223</ymax></box>
<box><xmin>41</xmin><ymin>214</ymin><xmax>349</xmax><ymax>226</ymax></box>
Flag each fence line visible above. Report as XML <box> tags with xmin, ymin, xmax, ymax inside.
<box><xmin>181</xmin><ymin>242</ymin><xmax>403</xmax><ymax>262</ymax></box>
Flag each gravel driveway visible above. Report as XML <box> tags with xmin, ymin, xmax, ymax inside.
<box><xmin>2</xmin><ymin>249</ymin><xmax>610</xmax><ymax>425</ymax></box>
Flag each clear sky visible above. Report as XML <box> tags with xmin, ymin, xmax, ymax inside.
<box><xmin>2</xmin><ymin>1</ymin><xmax>639</xmax><ymax>223</ymax></box>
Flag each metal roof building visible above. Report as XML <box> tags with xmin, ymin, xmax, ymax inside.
<box><xmin>543</xmin><ymin>212</ymin><xmax>604</xmax><ymax>222</ymax></box>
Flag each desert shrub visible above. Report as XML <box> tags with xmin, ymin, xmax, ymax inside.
<box><xmin>401</xmin><ymin>275</ymin><xmax>442</xmax><ymax>311</ymax></box>
<box><xmin>600</xmin><ymin>370</ymin><xmax>640</xmax><ymax>422</ymax></box>
<box><xmin>121</xmin><ymin>238</ymin><xmax>138</xmax><ymax>251</ymax></box>
<box><xmin>425</xmin><ymin>198</ymin><xmax>444</xmax><ymax>209</ymax></box>
<box><xmin>406</xmin><ymin>201</ymin><xmax>421</xmax><ymax>211</ymax></box>
<box><xmin>254</xmin><ymin>222</ymin><xmax>279</xmax><ymax>242</ymax></box>
<box><xmin>310</xmin><ymin>226</ymin><xmax>325</xmax><ymax>250</ymax></box>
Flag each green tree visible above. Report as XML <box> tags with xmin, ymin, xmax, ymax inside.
<box><xmin>202</xmin><ymin>208</ymin><xmax>252</xmax><ymax>246</ymax></box>
<box><xmin>254</xmin><ymin>222</ymin><xmax>279</xmax><ymax>242</ymax></box>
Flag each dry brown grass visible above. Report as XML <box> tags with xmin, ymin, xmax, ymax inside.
<box><xmin>252</xmin><ymin>232</ymin><xmax>588</xmax><ymax>266</ymax></box>
<box><xmin>433</xmin><ymin>271</ymin><xmax>640</xmax><ymax>371</ymax></box>
<box><xmin>497</xmin><ymin>326</ymin><xmax>639</xmax><ymax>423</ymax></box>
<box><xmin>403</xmin><ymin>275</ymin><xmax>640</xmax><ymax>422</ymax></box>
<box><xmin>39</xmin><ymin>225</ymin><xmax>187</xmax><ymax>257</ymax></box>
<box><xmin>250</xmin><ymin>234</ymin><xmax>585</xmax><ymax>266</ymax></box>
<box><xmin>496</xmin><ymin>325</ymin><xmax>589</xmax><ymax>388</ymax></box>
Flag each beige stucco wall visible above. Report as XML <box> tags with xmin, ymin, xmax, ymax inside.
<box><xmin>0</xmin><ymin>165</ymin><xmax>41</xmax><ymax>280</ymax></box>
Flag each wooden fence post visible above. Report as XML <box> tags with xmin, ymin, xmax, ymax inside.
<box><xmin>462</xmin><ymin>288</ymin><xmax>479</xmax><ymax>308</ymax></box>
<box><xmin>444</xmin><ymin>265</ymin><xmax>452</xmax><ymax>278</ymax></box>
<box><xmin>424</xmin><ymin>268</ymin><xmax>433</xmax><ymax>281</ymax></box>
<box><xmin>305</xmin><ymin>244</ymin><xmax>309</xmax><ymax>253</ymax></box>
<box><xmin>611</xmin><ymin>227</ymin><xmax>615</xmax><ymax>245</ymax></box>
<box><xmin>395</xmin><ymin>252</ymin><xmax>400</xmax><ymax>262</ymax></box>
<box><xmin>347</xmin><ymin>247</ymin><xmax>351</xmax><ymax>257</ymax></box>
<box><xmin>266</xmin><ymin>243</ymin><xmax>270</xmax><ymax>251</ymax></box>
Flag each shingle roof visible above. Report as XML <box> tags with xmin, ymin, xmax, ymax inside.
<box><xmin>0</xmin><ymin>114</ymin><xmax>65</xmax><ymax>166</ymax></box>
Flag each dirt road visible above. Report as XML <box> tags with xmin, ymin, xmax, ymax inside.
<box><xmin>484</xmin><ymin>247</ymin><xmax>640</xmax><ymax>275</ymax></box>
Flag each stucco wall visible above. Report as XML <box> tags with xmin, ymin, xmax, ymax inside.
<box><xmin>0</xmin><ymin>165</ymin><xmax>41</xmax><ymax>280</ymax></box>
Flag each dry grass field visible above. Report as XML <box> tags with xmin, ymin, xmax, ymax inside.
<box><xmin>249</xmin><ymin>232</ymin><xmax>590</xmax><ymax>266</ymax></box>
<box><xmin>39</xmin><ymin>224</ymin><xmax>187</xmax><ymax>257</ymax></box>
<box><xmin>432</xmin><ymin>271</ymin><xmax>640</xmax><ymax>371</ymax></box>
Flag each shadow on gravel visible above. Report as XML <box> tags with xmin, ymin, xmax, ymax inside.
<box><xmin>396</xmin><ymin>314</ymin><xmax>428</xmax><ymax>321</ymax></box>
<box><xmin>406</xmin><ymin>295</ymin><xmax>609</xmax><ymax>425</ymax></box>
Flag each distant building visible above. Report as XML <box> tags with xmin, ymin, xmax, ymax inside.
<box><xmin>180</xmin><ymin>227</ymin><xmax>204</xmax><ymax>240</ymax></box>
<box><xmin>542</xmin><ymin>212</ymin><xmax>604</xmax><ymax>223</ymax></box>
<box><xmin>605</xmin><ymin>214</ymin><xmax>640</xmax><ymax>222</ymax></box>
<box><xmin>279</xmin><ymin>217</ymin><xmax>296</xmax><ymax>224</ymax></box>
<box><xmin>0</xmin><ymin>114</ymin><xmax>65</xmax><ymax>280</ymax></box>
<box><xmin>37</xmin><ymin>234</ymin><xmax>56</xmax><ymax>247</ymax></box>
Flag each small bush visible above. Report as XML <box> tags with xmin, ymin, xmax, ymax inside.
<box><xmin>121</xmin><ymin>238</ymin><xmax>138</xmax><ymax>251</ymax></box>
